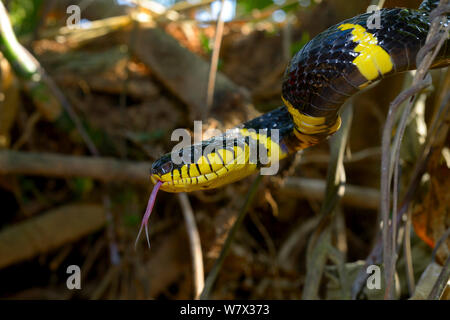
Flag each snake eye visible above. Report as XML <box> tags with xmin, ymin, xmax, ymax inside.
<box><xmin>160</xmin><ymin>162</ymin><xmax>173</xmax><ymax>174</ymax></box>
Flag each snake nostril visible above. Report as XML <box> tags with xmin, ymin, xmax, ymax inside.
<box><xmin>150</xmin><ymin>162</ymin><xmax>159</xmax><ymax>175</ymax></box>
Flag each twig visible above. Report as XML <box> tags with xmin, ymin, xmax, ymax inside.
<box><xmin>200</xmin><ymin>174</ymin><xmax>262</xmax><ymax>300</ymax></box>
<box><xmin>431</xmin><ymin>228</ymin><xmax>450</xmax><ymax>263</ymax></box>
<box><xmin>170</xmin><ymin>0</ymin><xmax>216</xmax><ymax>12</ymax></box>
<box><xmin>39</xmin><ymin>15</ymin><xmax>133</xmax><ymax>44</ymax></box>
<box><xmin>382</xmin><ymin>74</ymin><xmax>431</xmax><ymax>299</ymax></box>
<box><xmin>352</xmin><ymin>93</ymin><xmax>450</xmax><ymax>299</ymax></box>
<box><xmin>380</xmin><ymin>0</ymin><xmax>449</xmax><ymax>299</ymax></box>
<box><xmin>390</xmin><ymin>76</ymin><xmax>431</xmax><ymax>275</ymax></box>
<box><xmin>177</xmin><ymin>193</ymin><xmax>204</xmax><ymax>299</ymax></box>
<box><xmin>397</xmin><ymin>72</ymin><xmax>429</xmax><ymax>297</ymax></box>
<box><xmin>277</xmin><ymin>216</ymin><xmax>321</xmax><ymax>271</ymax></box>
<box><xmin>403</xmin><ymin>208</ymin><xmax>415</xmax><ymax>296</ymax></box>
<box><xmin>0</xmin><ymin>150</ymin><xmax>151</xmax><ymax>185</ymax></box>
<box><xmin>302</xmin><ymin>102</ymin><xmax>353</xmax><ymax>299</ymax></box>
<box><xmin>103</xmin><ymin>195</ymin><xmax>121</xmax><ymax>266</ymax></box>
<box><xmin>352</xmin><ymin>100</ymin><xmax>449</xmax><ymax>298</ymax></box>
<box><xmin>427</xmin><ymin>256</ymin><xmax>450</xmax><ymax>300</ymax></box>
<box><xmin>125</xmin><ymin>0</ymin><xmax>217</xmax><ymax>20</ymax></box>
<box><xmin>335</xmin><ymin>206</ymin><xmax>348</xmax><ymax>260</ymax></box>
<box><xmin>12</xmin><ymin>112</ymin><xmax>41</xmax><ymax>150</ymax></box>
<box><xmin>205</xmin><ymin>0</ymin><xmax>226</xmax><ymax>117</ymax></box>
<box><xmin>299</xmin><ymin>147</ymin><xmax>381</xmax><ymax>165</ymax></box>
<box><xmin>279</xmin><ymin>177</ymin><xmax>380</xmax><ymax>210</ymax></box>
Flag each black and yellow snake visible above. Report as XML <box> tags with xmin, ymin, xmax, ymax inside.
<box><xmin>137</xmin><ymin>0</ymin><xmax>450</xmax><ymax>245</ymax></box>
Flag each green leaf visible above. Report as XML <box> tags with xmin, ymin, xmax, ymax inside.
<box><xmin>238</xmin><ymin>0</ymin><xmax>273</xmax><ymax>14</ymax></box>
<box><xmin>8</xmin><ymin>0</ymin><xmax>43</xmax><ymax>36</ymax></box>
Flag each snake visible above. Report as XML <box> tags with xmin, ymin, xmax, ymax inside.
<box><xmin>136</xmin><ymin>0</ymin><xmax>450</xmax><ymax>246</ymax></box>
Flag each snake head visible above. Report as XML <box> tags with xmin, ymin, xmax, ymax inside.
<box><xmin>150</xmin><ymin>153</ymin><xmax>181</xmax><ymax>190</ymax></box>
<box><xmin>150</xmin><ymin>131</ymin><xmax>264</xmax><ymax>193</ymax></box>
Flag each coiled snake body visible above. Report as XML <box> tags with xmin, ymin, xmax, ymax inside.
<box><xmin>150</xmin><ymin>0</ymin><xmax>449</xmax><ymax>194</ymax></box>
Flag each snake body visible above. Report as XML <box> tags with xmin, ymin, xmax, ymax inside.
<box><xmin>150</xmin><ymin>0</ymin><xmax>449</xmax><ymax>193</ymax></box>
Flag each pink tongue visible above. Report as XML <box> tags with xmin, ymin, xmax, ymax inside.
<box><xmin>135</xmin><ymin>180</ymin><xmax>163</xmax><ymax>249</ymax></box>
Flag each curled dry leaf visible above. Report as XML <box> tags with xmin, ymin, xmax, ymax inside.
<box><xmin>412</xmin><ymin>148</ymin><xmax>450</xmax><ymax>264</ymax></box>
<box><xmin>410</xmin><ymin>261</ymin><xmax>450</xmax><ymax>300</ymax></box>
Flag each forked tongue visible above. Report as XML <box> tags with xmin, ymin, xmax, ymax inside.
<box><xmin>135</xmin><ymin>180</ymin><xmax>163</xmax><ymax>249</ymax></box>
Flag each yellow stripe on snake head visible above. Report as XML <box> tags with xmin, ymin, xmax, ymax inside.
<box><xmin>183</xmin><ymin>177</ymin><xmax>192</xmax><ymax>184</ymax></box>
<box><xmin>171</xmin><ymin>169</ymin><xmax>181</xmax><ymax>180</ymax></box>
<box><xmin>207</xmin><ymin>152</ymin><xmax>225</xmax><ymax>171</ymax></box>
<box><xmin>160</xmin><ymin>172</ymin><xmax>171</xmax><ymax>182</ymax></box>
<box><xmin>180</xmin><ymin>166</ymin><xmax>189</xmax><ymax>178</ymax></box>
<box><xmin>189</xmin><ymin>164</ymin><xmax>200</xmax><ymax>177</ymax></box>
<box><xmin>338</xmin><ymin>23</ymin><xmax>393</xmax><ymax>81</ymax></box>
<box><xmin>196</xmin><ymin>175</ymin><xmax>208</xmax><ymax>184</ymax></box>
<box><xmin>197</xmin><ymin>155</ymin><xmax>212</xmax><ymax>174</ymax></box>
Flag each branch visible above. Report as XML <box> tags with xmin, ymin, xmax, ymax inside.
<box><xmin>279</xmin><ymin>177</ymin><xmax>380</xmax><ymax>210</ymax></box>
<box><xmin>0</xmin><ymin>203</ymin><xmax>106</xmax><ymax>269</ymax></box>
<box><xmin>0</xmin><ymin>150</ymin><xmax>150</xmax><ymax>185</ymax></box>
<box><xmin>177</xmin><ymin>193</ymin><xmax>204</xmax><ymax>299</ymax></box>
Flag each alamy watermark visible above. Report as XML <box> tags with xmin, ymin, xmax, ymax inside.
<box><xmin>366</xmin><ymin>265</ymin><xmax>381</xmax><ymax>290</ymax></box>
<box><xmin>66</xmin><ymin>5</ymin><xmax>81</xmax><ymax>29</ymax></box>
<box><xmin>366</xmin><ymin>5</ymin><xmax>382</xmax><ymax>30</ymax></box>
<box><xmin>66</xmin><ymin>265</ymin><xmax>81</xmax><ymax>290</ymax></box>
